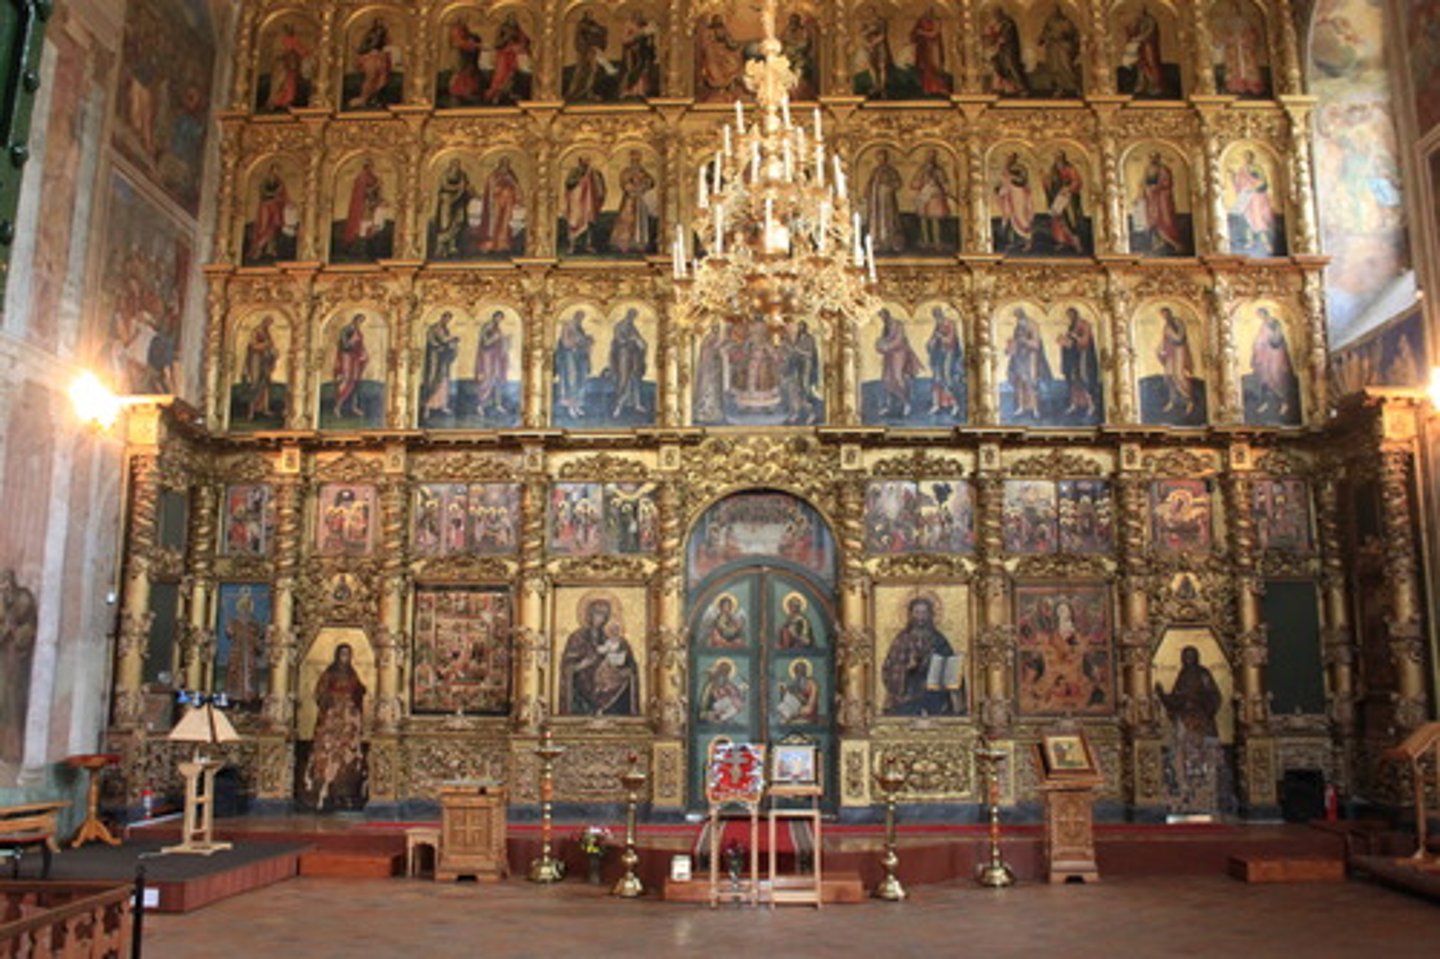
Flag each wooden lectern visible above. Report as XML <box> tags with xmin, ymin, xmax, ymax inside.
<box><xmin>436</xmin><ymin>781</ymin><xmax>507</xmax><ymax>881</ymax></box>
<box><xmin>1036</xmin><ymin>730</ymin><xmax>1103</xmax><ymax>884</ymax></box>
<box><xmin>1383</xmin><ymin>722</ymin><xmax>1440</xmax><ymax>867</ymax></box>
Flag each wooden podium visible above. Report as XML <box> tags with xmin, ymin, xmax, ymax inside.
<box><xmin>1035</xmin><ymin>731</ymin><xmax>1102</xmax><ymax>883</ymax></box>
<box><xmin>436</xmin><ymin>781</ymin><xmax>507</xmax><ymax>882</ymax></box>
<box><xmin>163</xmin><ymin>760</ymin><xmax>231</xmax><ymax>855</ymax></box>
<box><xmin>1383</xmin><ymin>722</ymin><xmax>1440</xmax><ymax>866</ymax></box>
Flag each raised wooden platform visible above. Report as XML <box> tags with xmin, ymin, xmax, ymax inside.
<box><xmin>1227</xmin><ymin>855</ymin><xmax>1345</xmax><ymax>883</ymax></box>
<box><xmin>661</xmin><ymin>872</ymin><xmax>865</xmax><ymax>904</ymax></box>
<box><xmin>299</xmin><ymin>850</ymin><xmax>401</xmax><ymax>878</ymax></box>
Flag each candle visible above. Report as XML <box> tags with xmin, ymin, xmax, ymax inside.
<box><xmin>782</xmin><ymin>139</ymin><xmax>793</xmax><ymax>181</ymax></box>
<box><xmin>714</xmin><ymin>151</ymin><xmax>723</xmax><ymax>195</ymax></box>
<box><xmin>751</xmin><ymin>141</ymin><xmax>761</xmax><ymax>180</ymax></box>
<box><xmin>735</xmin><ymin>100</ymin><xmax>744</xmax><ymax>133</ymax></box>
<box><xmin>819</xmin><ymin>201</ymin><xmax>831</xmax><ymax>253</ymax></box>
<box><xmin>852</xmin><ymin>212</ymin><xmax>863</xmax><ymax>266</ymax></box>
<box><xmin>866</xmin><ymin>234</ymin><xmax>877</xmax><ymax>283</ymax></box>
<box><xmin>698</xmin><ymin>166</ymin><xmax>709</xmax><ymax>209</ymax></box>
<box><xmin>815</xmin><ymin>145</ymin><xmax>825</xmax><ymax>188</ymax></box>
<box><xmin>813</xmin><ymin>106</ymin><xmax>822</xmax><ymax>140</ymax></box>
<box><xmin>714</xmin><ymin>204</ymin><xmax>724</xmax><ymax>255</ymax></box>
<box><xmin>781</xmin><ymin>94</ymin><xmax>792</xmax><ymax>130</ymax></box>
<box><xmin>723</xmin><ymin>124</ymin><xmax>732</xmax><ymax>159</ymax></box>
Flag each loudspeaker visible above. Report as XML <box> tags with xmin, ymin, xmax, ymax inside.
<box><xmin>1279</xmin><ymin>768</ymin><xmax>1325</xmax><ymax>823</ymax></box>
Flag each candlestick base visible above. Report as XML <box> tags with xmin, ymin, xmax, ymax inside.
<box><xmin>528</xmin><ymin>856</ymin><xmax>565</xmax><ymax>883</ymax></box>
<box><xmin>975</xmin><ymin>859</ymin><xmax>1015</xmax><ymax>888</ymax></box>
<box><xmin>874</xmin><ymin>870</ymin><xmax>907</xmax><ymax>901</ymax></box>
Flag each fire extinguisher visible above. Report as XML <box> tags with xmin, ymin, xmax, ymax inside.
<box><xmin>1324</xmin><ymin>783</ymin><xmax>1339</xmax><ymax>821</ymax></box>
<box><xmin>141</xmin><ymin>786</ymin><xmax>154</xmax><ymax>819</ymax></box>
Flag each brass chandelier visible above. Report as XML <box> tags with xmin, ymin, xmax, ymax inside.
<box><xmin>672</xmin><ymin>0</ymin><xmax>877</xmax><ymax>330</ymax></box>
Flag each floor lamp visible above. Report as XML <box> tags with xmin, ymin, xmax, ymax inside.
<box><xmin>162</xmin><ymin>697</ymin><xmax>240</xmax><ymax>855</ymax></box>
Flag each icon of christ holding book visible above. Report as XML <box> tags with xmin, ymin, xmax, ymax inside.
<box><xmin>881</xmin><ymin>596</ymin><xmax>965</xmax><ymax>716</ymax></box>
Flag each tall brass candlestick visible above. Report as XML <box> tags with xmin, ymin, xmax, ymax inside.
<box><xmin>974</xmin><ymin>742</ymin><xmax>1015</xmax><ymax>888</ymax></box>
<box><xmin>612</xmin><ymin>754</ymin><xmax>647</xmax><ymax>898</ymax></box>
<box><xmin>528</xmin><ymin>726</ymin><xmax>566</xmax><ymax>883</ymax></box>
<box><xmin>873</xmin><ymin>757</ymin><xmax>907</xmax><ymax>901</ymax></box>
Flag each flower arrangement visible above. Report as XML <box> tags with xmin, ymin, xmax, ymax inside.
<box><xmin>576</xmin><ymin>825</ymin><xmax>614</xmax><ymax>858</ymax></box>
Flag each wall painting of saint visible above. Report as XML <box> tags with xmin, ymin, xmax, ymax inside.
<box><xmin>1150</xmin><ymin>479</ymin><xmax>1213</xmax><ymax>554</ymax></box>
<box><xmin>997</xmin><ymin>302</ymin><xmax>1104</xmax><ymax>427</ymax></box>
<box><xmin>695</xmin><ymin>4</ymin><xmax>819</xmax><ymax>103</ymax></box>
<box><xmin>295</xmin><ymin>628</ymin><xmax>373</xmax><ymax>811</ymax></box>
<box><xmin>227</xmin><ymin>313</ymin><xmax>290</xmax><ymax>431</ymax></box>
<box><xmin>1015</xmin><ymin>583</ymin><xmax>1113</xmax><ymax>716</ymax></box>
<box><xmin>1135</xmin><ymin>304</ymin><xmax>1208</xmax><ymax>426</ymax></box>
<box><xmin>1002</xmin><ymin>480</ymin><xmax>1058</xmax><ymax>554</ymax></box>
<box><xmin>861</xmin><ymin>302</ymin><xmax>967</xmax><ymax>426</ymax></box>
<box><xmin>241</xmin><ymin>157</ymin><xmax>301</xmax><ymax>266</ymax></box>
<box><xmin>687</xmin><ymin>491</ymin><xmax>836</xmax><ymax>588</ymax></box>
<box><xmin>412</xmin><ymin>586</ymin><xmax>512</xmax><ymax>714</ymax></box>
<box><xmin>1152</xmin><ymin>626</ymin><xmax>1236</xmax><ymax>816</ymax></box>
<box><xmin>562</xmin><ymin>5</ymin><xmax>662</xmax><ymax>103</ymax></box>
<box><xmin>428</xmin><ymin>151</ymin><xmax>528</xmax><ymax>261</ymax></box>
<box><xmin>697</xmin><ymin>580</ymin><xmax>756</xmax><ymax>651</ymax></box>
<box><xmin>1126</xmin><ymin>146</ymin><xmax>1195</xmax><ymax>256</ymax></box>
<box><xmin>1222</xmin><ymin>144</ymin><xmax>1286</xmax><ymax>257</ymax></box>
<box><xmin>554</xmin><ymin>587</ymin><xmax>645</xmax><ymax>716</ymax></box>
<box><xmin>1238</xmin><ymin>302</ymin><xmax>1303</xmax><ymax>426</ymax></box>
<box><xmin>864</xmin><ymin>479</ymin><xmax>974</xmax><ymax>555</ymax></box>
<box><xmin>549</xmin><ymin>483</ymin><xmax>658</xmax><ymax>556</ymax></box>
<box><xmin>254</xmin><ymin>15</ymin><xmax>317</xmax><ymax>113</ymax></box>
<box><xmin>1058</xmin><ymin>479</ymin><xmax>1114</xmax><ymax>554</ymax></box>
<box><xmin>214</xmin><ymin>583</ymin><xmax>271</xmax><ymax>705</ymax></box>
<box><xmin>981</xmin><ymin>4</ymin><xmax>1083</xmax><ymax>98</ymax></box>
<box><xmin>1329</xmin><ymin>308</ymin><xmax>1426</xmax><ymax>396</ymax></box>
<box><xmin>1251</xmin><ymin>478</ymin><xmax>1312</xmax><ymax>553</ymax></box>
<box><xmin>1210</xmin><ymin>0</ymin><xmax>1271</xmax><ymax>99</ymax></box>
<box><xmin>339</xmin><ymin>13</ymin><xmax>404</xmax><ymax>111</ymax></box>
<box><xmin>437</xmin><ymin>8</ymin><xmax>535</xmax><ymax>107</ymax></box>
<box><xmin>315</xmin><ymin>483</ymin><xmax>377</xmax><ymax>557</ymax></box>
<box><xmin>694</xmin><ymin>317</ymin><xmax>824</xmax><ymax>427</ymax></box>
<box><xmin>221</xmin><ymin>484</ymin><xmax>277</xmax><ymax>557</ymax></box>
<box><xmin>552</xmin><ymin>303</ymin><xmax>658</xmax><ymax>429</ymax></box>
<box><xmin>990</xmin><ymin>145</ymin><xmax>1093</xmax><ymax>257</ymax></box>
<box><xmin>853</xmin><ymin>4</ymin><xmax>953</xmax><ymax>100</ymax></box>
<box><xmin>413</xmin><ymin>483</ymin><xmax>520</xmax><ymax>557</ymax></box>
<box><xmin>858</xmin><ymin>147</ymin><xmax>962</xmax><ymax>257</ymax></box>
<box><xmin>875</xmin><ymin>586</ymin><xmax>969</xmax><ymax>717</ymax></box>
<box><xmin>416</xmin><ymin>306</ymin><xmax>523</xmax><ymax>430</ymax></box>
<box><xmin>328</xmin><ymin>156</ymin><xmax>396</xmax><ymax>264</ymax></box>
<box><xmin>557</xmin><ymin>149</ymin><xmax>659</xmax><ymax>260</ymax></box>
<box><xmin>318</xmin><ymin>311</ymin><xmax>387</xmax><ymax>430</ymax></box>
<box><xmin>1114</xmin><ymin>2</ymin><xmax>1184</xmax><ymax>99</ymax></box>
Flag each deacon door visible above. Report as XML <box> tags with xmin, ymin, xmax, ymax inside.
<box><xmin>689</xmin><ymin>566</ymin><xmax>836</xmax><ymax>809</ymax></box>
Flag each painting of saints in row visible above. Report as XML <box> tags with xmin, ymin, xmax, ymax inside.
<box><xmin>982</xmin><ymin>5</ymin><xmax>1082</xmax><ymax>98</ymax></box>
<box><xmin>413</xmin><ymin>483</ymin><xmax>520</xmax><ymax>557</ymax></box>
<box><xmin>861</xmin><ymin>303</ymin><xmax>966</xmax><ymax>426</ymax></box>
<box><xmin>255</xmin><ymin>16</ymin><xmax>315</xmax><ymax>113</ymax></box>
<box><xmin>861</xmin><ymin>147</ymin><xmax>961</xmax><ymax>256</ymax></box>
<box><xmin>1115</xmin><ymin>4</ymin><xmax>1182</xmax><ymax>99</ymax></box>
<box><xmin>558</xmin><ymin>150</ymin><xmax>659</xmax><ymax>258</ymax></box>
<box><xmin>1211</xmin><ymin>0</ymin><xmax>1271</xmax><ymax>98</ymax></box>
<box><xmin>328</xmin><ymin>157</ymin><xmax>395</xmax><ymax>264</ymax></box>
<box><xmin>315</xmin><ymin>484</ymin><xmax>377</xmax><ymax>557</ymax></box>
<box><xmin>1239</xmin><ymin>304</ymin><xmax>1302</xmax><ymax>426</ymax></box>
<box><xmin>853</xmin><ymin>5</ymin><xmax>953</xmax><ymax>99</ymax></box>
<box><xmin>1127</xmin><ymin>148</ymin><xmax>1194</xmax><ymax>256</ymax></box>
<box><xmin>549</xmin><ymin>483</ymin><xmax>658</xmax><ymax>556</ymax></box>
<box><xmin>552</xmin><ymin>304</ymin><xmax>657</xmax><ymax>429</ymax></box>
<box><xmin>998</xmin><ymin>303</ymin><xmax>1103</xmax><ymax>427</ymax></box>
<box><xmin>318</xmin><ymin>312</ymin><xmax>387</xmax><ymax>430</ymax></box>
<box><xmin>1136</xmin><ymin>305</ymin><xmax>1208</xmax><ymax>426</ymax></box>
<box><xmin>215</xmin><ymin>583</ymin><xmax>271</xmax><ymax>704</ymax></box>
<box><xmin>991</xmin><ymin>147</ymin><xmax>1092</xmax><ymax>256</ymax></box>
<box><xmin>694</xmin><ymin>5</ymin><xmax>819</xmax><ymax>103</ymax></box>
<box><xmin>296</xmin><ymin>631</ymin><xmax>373</xmax><ymax>812</ymax></box>
<box><xmin>864</xmin><ymin>480</ymin><xmax>975</xmax><ymax>555</ymax></box>
<box><xmin>1015</xmin><ymin>585</ymin><xmax>1113</xmax><ymax>716</ymax></box>
<box><xmin>562</xmin><ymin>7</ymin><xmax>661</xmax><ymax>102</ymax></box>
<box><xmin>557</xmin><ymin>592</ymin><xmax>642</xmax><ymax>716</ymax></box>
<box><xmin>877</xmin><ymin>590</ymin><xmax>967</xmax><ymax>716</ymax></box>
<box><xmin>228</xmin><ymin>313</ymin><xmax>289</xmax><ymax>431</ymax></box>
<box><xmin>436</xmin><ymin>10</ymin><xmax>534</xmax><ymax>108</ymax></box>
<box><xmin>241</xmin><ymin>159</ymin><xmax>300</xmax><ymax>266</ymax></box>
<box><xmin>1252</xmin><ymin>479</ymin><xmax>1312</xmax><ymax>553</ymax></box>
<box><xmin>1151</xmin><ymin>479</ymin><xmax>1213</xmax><ymax>554</ymax></box>
<box><xmin>340</xmin><ymin>15</ymin><xmax>404</xmax><ymax>111</ymax></box>
<box><xmin>1058</xmin><ymin>480</ymin><xmax>1114</xmax><ymax>554</ymax></box>
<box><xmin>412</xmin><ymin>587</ymin><xmax>512</xmax><ymax>715</ymax></box>
<box><xmin>428</xmin><ymin>153</ymin><xmax>527</xmax><ymax>261</ymax></box>
<box><xmin>694</xmin><ymin>318</ymin><xmax>823</xmax><ymax>426</ymax></box>
<box><xmin>416</xmin><ymin>307</ymin><xmax>522</xmax><ymax>430</ymax></box>
<box><xmin>1223</xmin><ymin>146</ymin><xmax>1286</xmax><ymax>257</ymax></box>
<box><xmin>221</xmin><ymin>484</ymin><xmax>276</xmax><ymax>557</ymax></box>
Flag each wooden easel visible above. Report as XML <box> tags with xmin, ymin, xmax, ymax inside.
<box><xmin>1383</xmin><ymin>722</ymin><xmax>1440</xmax><ymax>866</ymax></box>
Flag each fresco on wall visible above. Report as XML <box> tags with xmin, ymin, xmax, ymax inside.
<box><xmin>412</xmin><ymin>586</ymin><xmax>512</xmax><ymax>714</ymax></box>
<box><xmin>1125</xmin><ymin>145</ymin><xmax>1194</xmax><ymax>256</ymax></box>
<box><xmin>562</xmin><ymin>4</ymin><xmax>663</xmax><ymax>103</ymax></box>
<box><xmin>114</xmin><ymin>0</ymin><xmax>215</xmax><ymax>216</ymax></box>
<box><xmin>1329</xmin><ymin>307</ymin><xmax>1426</xmax><ymax>396</ymax></box>
<box><xmin>875</xmin><ymin>586</ymin><xmax>969</xmax><ymax>716</ymax></box>
<box><xmin>1152</xmin><ymin>626</ymin><xmax>1236</xmax><ymax>816</ymax></box>
<box><xmin>215</xmin><ymin>583</ymin><xmax>270</xmax><ymax>704</ymax></box>
<box><xmin>413</xmin><ymin>483</ymin><xmax>520</xmax><ymax>557</ymax></box>
<box><xmin>427</xmin><ymin>151</ymin><xmax>528</xmax><ymax>261</ymax></box>
<box><xmin>864</xmin><ymin>479</ymin><xmax>975</xmax><ymax>554</ymax></box>
<box><xmin>0</xmin><ymin>571</ymin><xmax>38</xmax><ymax>778</ymax></box>
<box><xmin>328</xmin><ymin>156</ymin><xmax>396</xmax><ymax>264</ymax></box>
<box><xmin>315</xmin><ymin>483</ymin><xmax>377</xmax><ymax>557</ymax></box>
<box><xmin>989</xmin><ymin>145</ymin><xmax>1093</xmax><ymax>256</ymax></box>
<box><xmin>554</xmin><ymin>587</ymin><xmax>645</xmax><ymax>716</ymax></box>
<box><xmin>241</xmin><ymin>157</ymin><xmax>302</xmax><ymax>266</ymax></box>
<box><xmin>1014</xmin><ymin>583</ymin><xmax>1113</xmax><ymax>715</ymax></box>
<box><xmin>694</xmin><ymin>317</ymin><xmax>824</xmax><ymax>427</ymax></box>
<box><xmin>254</xmin><ymin>14</ymin><xmax>317</xmax><ymax>113</ymax></box>
<box><xmin>1310</xmin><ymin>0</ymin><xmax>1409</xmax><ymax>337</ymax></box>
<box><xmin>228</xmin><ymin>313</ymin><xmax>290</xmax><ymax>431</ymax></box>
<box><xmin>1211</xmin><ymin>0</ymin><xmax>1272</xmax><ymax>98</ymax></box>
<box><xmin>296</xmin><ymin>628</ymin><xmax>373</xmax><ymax>811</ymax></box>
<box><xmin>416</xmin><ymin>306</ymin><xmax>523</xmax><ymax>429</ymax></box>
<box><xmin>318</xmin><ymin>311</ymin><xmax>387</xmax><ymax>430</ymax></box>
<box><xmin>221</xmin><ymin>484</ymin><xmax>277</xmax><ymax>557</ymax></box>
<box><xmin>1237</xmin><ymin>301</ymin><xmax>1304</xmax><ymax>426</ymax></box>
<box><xmin>1252</xmin><ymin>478</ymin><xmax>1313</xmax><ymax>552</ymax></box>
<box><xmin>852</xmin><ymin>3</ymin><xmax>954</xmax><ymax>99</ymax></box>
<box><xmin>1407</xmin><ymin>1</ymin><xmax>1440</xmax><ymax>134</ymax></box>
<box><xmin>1113</xmin><ymin>2</ymin><xmax>1183</xmax><ymax>99</ymax></box>
<box><xmin>552</xmin><ymin>303</ymin><xmax>658</xmax><ymax>428</ymax></box>
<box><xmin>93</xmin><ymin>172</ymin><xmax>190</xmax><ymax>395</ymax></box>
<box><xmin>860</xmin><ymin>302</ymin><xmax>967</xmax><ymax>426</ymax></box>
<box><xmin>1151</xmin><ymin>479</ymin><xmax>1213</xmax><ymax>554</ymax></box>
<box><xmin>856</xmin><ymin>146</ymin><xmax>962</xmax><ymax>257</ymax></box>
<box><xmin>981</xmin><ymin>2</ymin><xmax>1084</xmax><ymax>98</ymax></box>
<box><xmin>557</xmin><ymin>148</ymin><xmax>660</xmax><ymax>259</ymax></box>
<box><xmin>1222</xmin><ymin>144</ymin><xmax>1287</xmax><ymax>257</ymax></box>
<box><xmin>694</xmin><ymin>3</ymin><xmax>820</xmax><ymax>102</ymax></box>
<box><xmin>996</xmin><ymin>301</ymin><xmax>1104</xmax><ymax>427</ymax></box>
<box><xmin>436</xmin><ymin>6</ymin><xmax>536</xmax><ymax>108</ymax></box>
<box><xmin>548</xmin><ymin>483</ymin><xmax>658</xmax><ymax>556</ymax></box>
<box><xmin>688</xmin><ymin>492</ymin><xmax>835</xmax><ymax>586</ymax></box>
<box><xmin>340</xmin><ymin>13</ymin><xmax>405</xmax><ymax>111</ymax></box>
<box><xmin>1135</xmin><ymin>303</ymin><xmax>1208</xmax><ymax>426</ymax></box>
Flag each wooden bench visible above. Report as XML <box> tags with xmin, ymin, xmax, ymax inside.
<box><xmin>0</xmin><ymin>802</ymin><xmax>68</xmax><ymax>879</ymax></box>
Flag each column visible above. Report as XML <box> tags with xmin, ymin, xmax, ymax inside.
<box><xmin>521</xmin><ymin>267</ymin><xmax>551</xmax><ymax>428</ymax></box>
<box><xmin>182</xmin><ymin>483</ymin><xmax>218</xmax><ymax>692</ymax></box>
<box><xmin>1190</xmin><ymin>6</ymin><xmax>1216</xmax><ymax>96</ymax></box>
<box><xmin>836</xmin><ymin>479</ymin><xmax>870</xmax><ymax>734</ymax></box>
<box><xmin>973</xmin><ymin>470</ymin><xmax>1013</xmax><ymax>737</ymax></box>
<box><xmin>1315</xmin><ymin>475</ymin><xmax>1357</xmax><ymax>786</ymax></box>
<box><xmin>262</xmin><ymin>471</ymin><xmax>302</xmax><ymax>735</ymax></box>
<box><xmin>1097</xmin><ymin>128</ymin><xmax>1125</xmax><ymax>255</ymax></box>
<box><xmin>651</xmin><ymin>478</ymin><xmax>686</xmax><ymax>737</ymax></box>
<box><xmin>1225</xmin><ymin>461</ymin><xmax>1277</xmax><ymax>811</ymax></box>
<box><xmin>513</xmin><ymin>474</ymin><xmax>549</xmax><ymax>734</ymax></box>
<box><xmin>835</xmin><ymin>307</ymin><xmax>860</xmax><ymax>426</ymax></box>
<box><xmin>1378</xmin><ymin>447</ymin><xmax>1429</xmax><ymax>731</ymax></box>
<box><xmin>373</xmin><ymin>469</ymin><xmax>407</xmax><ymax>734</ymax></box>
<box><xmin>970</xmin><ymin>272</ymin><xmax>996</xmax><ymax>425</ymax></box>
<box><xmin>966</xmin><ymin>140</ymin><xmax>989</xmax><ymax>253</ymax></box>
<box><xmin>112</xmin><ymin>454</ymin><xmax>161</xmax><ymax>731</ymax></box>
<box><xmin>1208</xmin><ymin>276</ymin><xmax>1241</xmax><ymax>425</ymax></box>
<box><xmin>1105</xmin><ymin>271</ymin><xmax>1136</xmax><ymax>424</ymax></box>
<box><xmin>1284</xmin><ymin>104</ymin><xmax>1321</xmax><ymax>256</ymax></box>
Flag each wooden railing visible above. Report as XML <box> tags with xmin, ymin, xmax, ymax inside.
<box><xmin>0</xmin><ymin>881</ymin><xmax>133</xmax><ymax>958</ymax></box>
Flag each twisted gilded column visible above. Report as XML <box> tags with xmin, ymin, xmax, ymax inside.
<box><xmin>1301</xmin><ymin>271</ymin><xmax>1328</xmax><ymax>424</ymax></box>
<box><xmin>1314</xmin><ymin>474</ymin><xmax>1357</xmax><ymax>781</ymax></box>
<box><xmin>112</xmin><ymin>454</ymin><xmax>161</xmax><ymax>731</ymax></box>
<box><xmin>836</xmin><ymin>479</ymin><xmax>870</xmax><ymax>733</ymax></box>
<box><xmin>970</xmin><ymin>273</ymin><xmax>997</xmax><ymax>425</ymax></box>
<box><xmin>835</xmin><ymin>308</ymin><xmax>860</xmax><ymax>426</ymax></box>
<box><xmin>513</xmin><ymin>475</ymin><xmax>549</xmax><ymax>734</ymax></box>
<box><xmin>966</xmin><ymin>140</ymin><xmax>989</xmax><ymax>253</ymax></box>
<box><xmin>1115</xmin><ymin>473</ymin><xmax>1155</xmax><ymax>732</ymax></box>
<box><xmin>183</xmin><ymin>483</ymin><xmax>219</xmax><ymax>692</ymax></box>
<box><xmin>1378</xmin><ymin>447</ymin><xmax>1429</xmax><ymax>730</ymax></box>
<box><xmin>1190</xmin><ymin>7</ymin><xmax>1216</xmax><ymax>96</ymax></box>
<box><xmin>973</xmin><ymin>472</ymin><xmax>1012</xmax><ymax>737</ymax></box>
<box><xmin>521</xmin><ymin>269</ymin><xmax>551</xmax><ymax>428</ymax></box>
<box><xmin>1225</xmin><ymin>458</ymin><xmax>1277</xmax><ymax>810</ymax></box>
<box><xmin>650</xmin><ymin>480</ymin><xmax>685</xmax><ymax>737</ymax></box>
<box><xmin>262</xmin><ymin>473</ymin><xmax>302</xmax><ymax>734</ymax></box>
<box><xmin>373</xmin><ymin>472</ymin><xmax>407</xmax><ymax>734</ymax></box>
<box><xmin>1207</xmin><ymin>276</ymin><xmax>1240</xmax><ymax>424</ymax></box>
<box><xmin>1105</xmin><ymin>271</ymin><xmax>1136</xmax><ymax>425</ymax></box>
<box><xmin>1097</xmin><ymin>127</ymin><xmax>1125</xmax><ymax>255</ymax></box>
<box><xmin>1283</xmin><ymin>103</ymin><xmax>1321</xmax><ymax>256</ymax></box>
